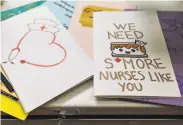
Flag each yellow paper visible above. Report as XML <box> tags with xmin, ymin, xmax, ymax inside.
<box><xmin>79</xmin><ymin>5</ymin><xmax>122</xmax><ymax>27</ymax></box>
<box><xmin>0</xmin><ymin>67</ymin><xmax>28</xmax><ymax>120</ymax></box>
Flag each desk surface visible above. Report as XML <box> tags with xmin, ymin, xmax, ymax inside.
<box><xmin>1</xmin><ymin>0</ymin><xmax>183</xmax><ymax>115</ymax></box>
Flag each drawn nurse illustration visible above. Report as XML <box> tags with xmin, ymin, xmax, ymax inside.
<box><xmin>3</xmin><ymin>19</ymin><xmax>67</xmax><ymax>68</ymax></box>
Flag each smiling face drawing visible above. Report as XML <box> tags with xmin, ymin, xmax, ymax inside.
<box><xmin>111</xmin><ymin>40</ymin><xmax>148</xmax><ymax>58</ymax></box>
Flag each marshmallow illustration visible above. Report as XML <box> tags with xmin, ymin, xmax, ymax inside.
<box><xmin>110</xmin><ymin>40</ymin><xmax>148</xmax><ymax>58</ymax></box>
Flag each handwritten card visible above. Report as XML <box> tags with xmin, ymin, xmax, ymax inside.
<box><xmin>93</xmin><ymin>11</ymin><xmax>181</xmax><ymax>97</ymax></box>
<box><xmin>1</xmin><ymin>6</ymin><xmax>92</xmax><ymax>112</ymax></box>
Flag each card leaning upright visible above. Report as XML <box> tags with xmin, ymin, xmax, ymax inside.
<box><xmin>93</xmin><ymin>11</ymin><xmax>181</xmax><ymax>98</ymax></box>
<box><xmin>1</xmin><ymin>6</ymin><xmax>93</xmax><ymax>112</ymax></box>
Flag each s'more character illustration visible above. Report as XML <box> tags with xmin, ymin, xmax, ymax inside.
<box><xmin>110</xmin><ymin>40</ymin><xmax>148</xmax><ymax>58</ymax></box>
<box><xmin>79</xmin><ymin>5</ymin><xmax>122</xmax><ymax>27</ymax></box>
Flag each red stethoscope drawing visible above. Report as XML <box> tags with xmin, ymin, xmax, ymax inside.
<box><xmin>3</xmin><ymin>19</ymin><xmax>67</xmax><ymax>67</ymax></box>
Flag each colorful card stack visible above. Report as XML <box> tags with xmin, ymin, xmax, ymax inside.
<box><xmin>1</xmin><ymin>0</ymin><xmax>182</xmax><ymax>122</ymax></box>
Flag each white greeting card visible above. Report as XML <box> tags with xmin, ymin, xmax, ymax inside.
<box><xmin>1</xmin><ymin>6</ymin><xmax>92</xmax><ymax>112</ymax></box>
<box><xmin>93</xmin><ymin>11</ymin><xmax>181</xmax><ymax>98</ymax></box>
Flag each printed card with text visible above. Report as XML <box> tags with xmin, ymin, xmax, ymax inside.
<box><xmin>94</xmin><ymin>11</ymin><xmax>181</xmax><ymax>97</ymax></box>
<box><xmin>1</xmin><ymin>6</ymin><xmax>92</xmax><ymax>112</ymax></box>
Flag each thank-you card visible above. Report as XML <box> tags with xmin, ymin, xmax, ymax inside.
<box><xmin>93</xmin><ymin>11</ymin><xmax>181</xmax><ymax>97</ymax></box>
<box><xmin>1</xmin><ymin>6</ymin><xmax>92</xmax><ymax>112</ymax></box>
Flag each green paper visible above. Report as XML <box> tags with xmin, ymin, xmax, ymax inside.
<box><xmin>1</xmin><ymin>1</ymin><xmax>45</xmax><ymax>21</ymax></box>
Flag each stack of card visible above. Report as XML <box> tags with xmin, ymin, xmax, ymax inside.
<box><xmin>0</xmin><ymin>0</ymin><xmax>136</xmax><ymax>120</ymax></box>
<box><xmin>1</xmin><ymin>0</ymin><xmax>182</xmax><ymax>121</ymax></box>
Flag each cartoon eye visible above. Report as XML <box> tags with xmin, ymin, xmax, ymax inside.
<box><xmin>119</xmin><ymin>48</ymin><xmax>123</xmax><ymax>52</ymax></box>
<box><xmin>131</xmin><ymin>49</ymin><xmax>135</xmax><ymax>52</ymax></box>
<box><xmin>136</xmin><ymin>48</ymin><xmax>139</xmax><ymax>51</ymax></box>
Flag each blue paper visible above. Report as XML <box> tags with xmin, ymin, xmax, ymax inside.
<box><xmin>45</xmin><ymin>0</ymin><xmax>76</xmax><ymax>29</ymax></box>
